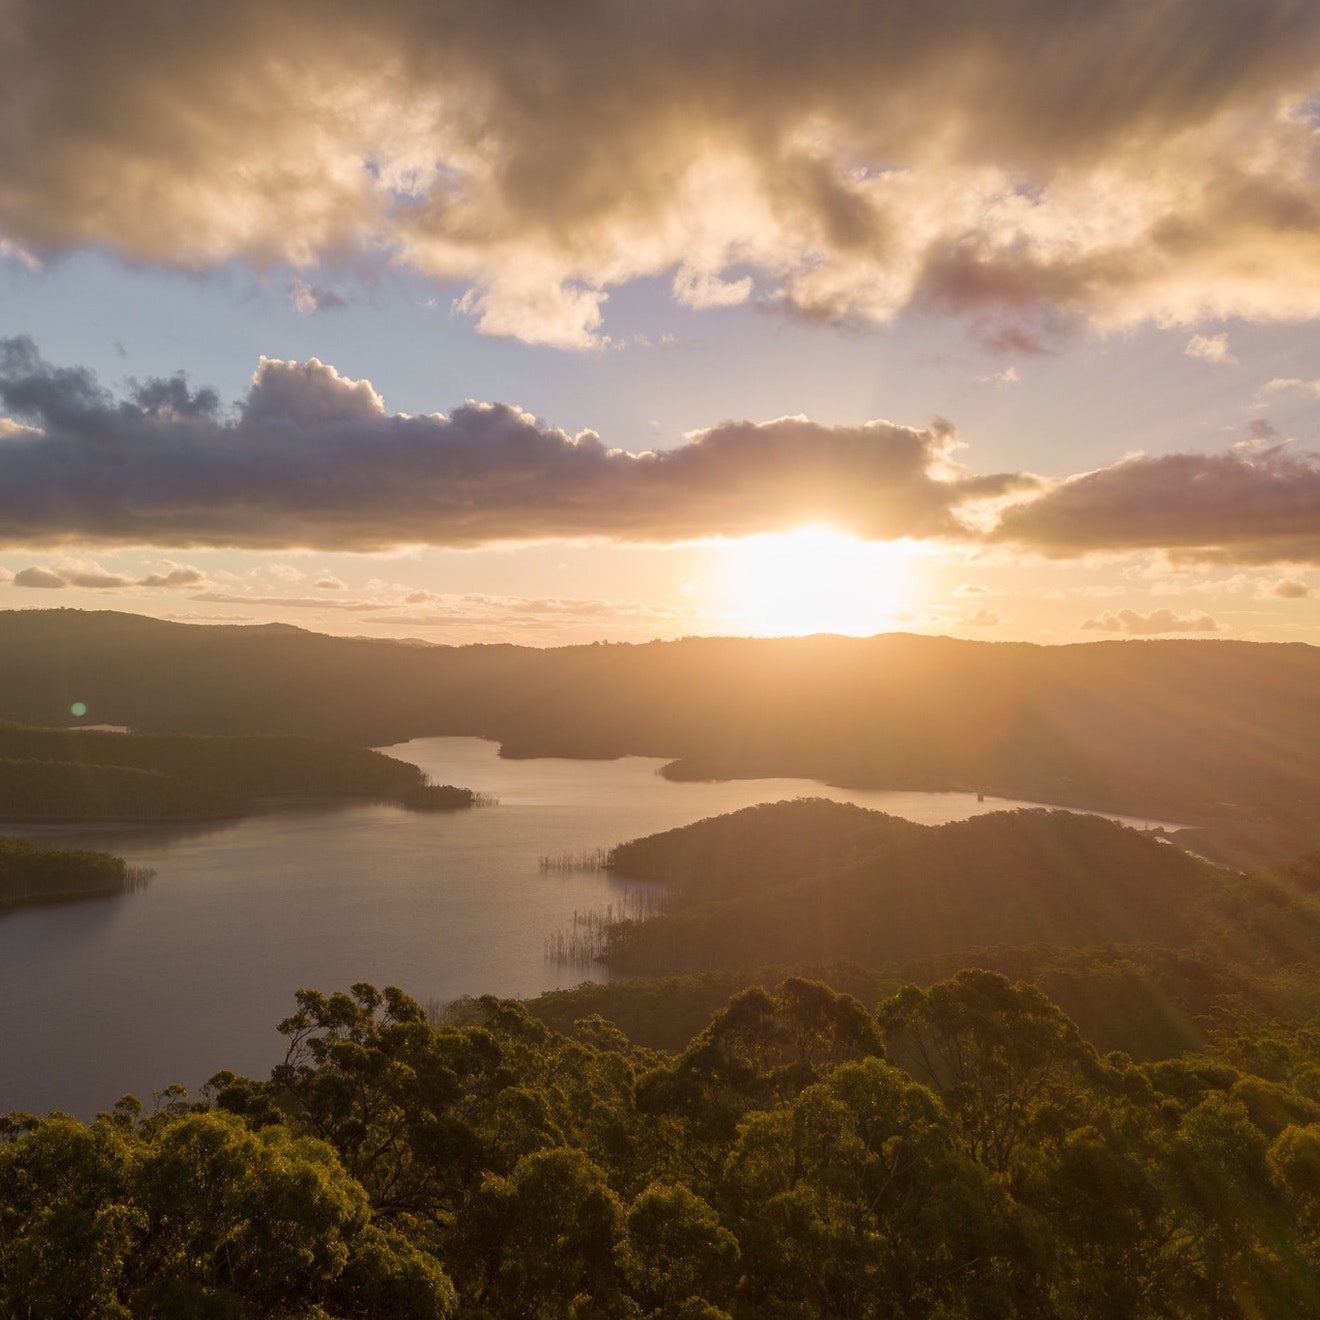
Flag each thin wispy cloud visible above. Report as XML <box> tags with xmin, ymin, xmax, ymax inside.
<box><xmin>1080</xmin><ymin>608</ymin><xmax>1220</xmax><ymax>635</ymax></box>
<box><xmin>1263</xmin><ymin>377</ymin><xmax>1320</xmax><ymax>399</ymax></box>
<box><xmin>1185</xmin><ymin>333</ymin><xmax>1237</xmax><ymax>366</ymax></box>
<box><xmin>3</xmin><ymin>1</ymin><xmax>1320</xmax><ymax>346</ymax></box>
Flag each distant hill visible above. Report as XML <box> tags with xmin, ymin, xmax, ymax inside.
<box><xmin>1</xmin><ymin>609</ymin><xmax>1318</xmax><ymax>862</ymax></box>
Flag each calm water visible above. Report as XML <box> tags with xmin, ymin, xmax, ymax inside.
<box><xmin>0</xmin><ymin>737</ymin><xmax>1173</xmax><ymax>1118</ymax></box>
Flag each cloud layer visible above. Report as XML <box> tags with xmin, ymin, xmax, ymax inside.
<box><xmin>7</xmin><ymin>338</ymin><xmax>1320</xmax><ymax>565</ymax></box>
<box><xmin>0</xmin><ymin>338</ymin><xmax>1021</xmax><ymax>551</ymax></box>
<box><xmin>3</xmin><ymin>1</ymin><xmax>1320</xmax><ymax>345</ymax></box>
<box><xmin>994</xmin><ymin>446</ymin><xmax>1320</xmax><ymax>564</ymax></box>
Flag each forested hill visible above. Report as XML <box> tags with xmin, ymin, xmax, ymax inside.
<box><xmin>599</xmin><ymin>801</ymin><xmax>1301</xmax><ymax>975</ymax></box>
<box><xmin>529</xmin><ymin>799</ymin><xmax>1320</xmax><ymax>1062</ymax></box>
<box><xmin>2</xmin><ymin>609</ymin><xmax>1319</xmax><ymax>861</ymax></box>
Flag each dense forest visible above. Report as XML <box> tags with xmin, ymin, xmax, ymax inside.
<box><xmin>1</xmin><ymin>609</ymin><xmax>1317</xmax><ymax>866</ymax></box>
<box><xmin>8</xmin><ymin>974</ymin><xmax>1320</xmax><ymax>1318</ymax></box>
<box><xmin>0</xmin><ymin>720</ymin><xmax>474</xmax><ymax>824</ymax></box>
<box><xmin>524</xmin><ymin>801</ymin><xmax>1320</xmax><ymax>1062</ymax></box>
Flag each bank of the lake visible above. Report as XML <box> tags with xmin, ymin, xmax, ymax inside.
<box><xmin>0</xmin><ymin>737</ymin><xmax>1183</xmax><ymax>1120</ymax></box>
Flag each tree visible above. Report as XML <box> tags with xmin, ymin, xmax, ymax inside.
<box><xmin>616</xmin><ymin>1181</ymin><xmax>738</xmax><ymax>1319</ymax></box>
<box><xmin>725</xmin><ymin>1057</ymin><xmax>1007</xmax><ymax>1318</ymax></box>
<box><xmin>878</xmin><ymin>969</ymin><xmax>1102</xmax><ymax>1173</ymax></box>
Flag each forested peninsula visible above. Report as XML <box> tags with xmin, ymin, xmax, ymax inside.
<box><xmin>0</xmin><ymin>834</ymin><xmax>146</xmax><ymax>909</ymax></box>
<box><xmin>1</xmin><ymin>609</ymin><xmax>1316</xmax><ymax>866</ymax></box>
<box><xmin>0</xmin><ymin>719</ymin><xmax>474</xmax><ymax>825</ymax></box>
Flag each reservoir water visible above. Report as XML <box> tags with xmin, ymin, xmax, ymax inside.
<box><xmin>0</xmin><ymin>736</ymin><xmax>1173</xmax><ymax>1118</ymax></box>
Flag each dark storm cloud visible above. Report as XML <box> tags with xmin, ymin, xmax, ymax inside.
<box><xmin>2</xmin><ymin>1</ymin><xmax>1319</xmax><ymax>344</ymax></box>
<box><xmin>0</xmin><ymin>340</ymin><xmax>1024</xmax><ymax>551</ymax></box>
<box><xmin>994</xmin><ymin>447</ymin><xmax>1320</xmax><ymax>565</ymax></box>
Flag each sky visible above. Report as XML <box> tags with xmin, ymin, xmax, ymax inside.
<box><xmin>3</xmin><ymin>0</ymin><xmax>1320</xmax><ymax>647</ymax></box>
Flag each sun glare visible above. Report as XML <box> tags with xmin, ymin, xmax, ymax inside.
<box><xmin>721</xmin><ymin>526</ymin><xmax>917</xmax><ymax>637</ymax></box>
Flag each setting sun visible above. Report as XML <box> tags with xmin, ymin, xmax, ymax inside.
<box><xmin>720</xmin><ymin>527</ymin><xmax>917</xmax><ymax>637</ymax></box>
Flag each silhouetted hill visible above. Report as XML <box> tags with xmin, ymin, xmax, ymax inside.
<box><xmin>600</xmin><ymin>801</ymin><xmax>1260</xmax><ymax>973</ymax></box>
<box><xmin>2</xmin><ymin>609</ymin><xmax>1318</xmax><ymax>860</ymax></box>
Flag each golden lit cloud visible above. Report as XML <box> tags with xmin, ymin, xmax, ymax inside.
<box><xmin>2</xmin><ymin>1</ymin><xmax>1319</xmax><ymax>345</ymax></box>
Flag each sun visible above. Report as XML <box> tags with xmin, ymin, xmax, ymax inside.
<box><xmin>719</xmin><ymin>526</ymin><xmax>917</xmax><ymax>637</ymax></box>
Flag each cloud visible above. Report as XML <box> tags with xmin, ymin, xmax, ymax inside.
<box><xmin>1263</xmin><ymin>376</ymin><xmax>1320</xmax><ymax>399</ymax></box>
<box><xmin>190</xmin><ymin>592</ymin><xmax>390</xmax><ymax>612</ymax></box>
<box><xmin>383</xmin><ymin>590</ymin><xmax>701</xmax><ymax>640</ymax></box>
<box><xmin>966</xmin><ymin>609</ymin><xmax>999</xmax><ymax>626</ymax></box>
<box><xmin>290</xmin><ymin>278</ymin><xmax>347</xmax><ymax>315</ymax></box>
<box><xmin>139</xmin><ymin>564</ymin><xmax>205</xmax><ymax>588</ymax></box>
<box><xmin>1080</xmin><ymin>608</ymin><xmax>1220</xmax><ymax>635</ymax></box>
<box><xmin>0</xmin><ymin>339</ymin><xmax>1028</xmax><ymax>551</ymax></box>
<box><xmin>10</xmin><ymin>557</ymin><xmax>205</xmax><ymax>590</ymax></box>
<box><xmin>3</xmin><ymin>2</ymin><xmax>1320</xmax><ymax>345</ymax></box>
<box><xmin>975</xmin><ymin>366</ymin><xmax>1021</xmax><ymax>389</ymax></box>
<box><xmin>315</xmin><ymin>576</ymin><xmax>347</xmax><ymax>590</ymax></box>
<box><xmin>994</xmin><ymin>445</ymin><xmax>1320</xmax><ymax>565</ymax></box>
<box><xmin>1271</xmin><ymin>577</ymin><xmax>1310</xmax><ymax>598</ymax></box>
<box><xmin>62</xmin><ymin>567</ymin><xmax>137</xmax><ymax>588</ymax></box>
<box><xmin>1185</xmin><ymin>333</ymin><xmax>1237</xmax><ymax>365</ymax></box>
<box><xmin>13</xmin><ymin>565</ymin><xmax>66</xmax><ymax>588</ymax></box>
<box><xmin>0</xmin><ymin>568</ymin><xmax>11</xmax><ymax>584</ymax></box>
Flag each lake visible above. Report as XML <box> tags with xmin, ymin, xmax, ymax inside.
<box><xmin>0</xmin><ymin>737</ymin><xmax>1174</xmax><ymax>1118</ymax></box>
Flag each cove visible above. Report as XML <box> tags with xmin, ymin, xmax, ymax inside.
<box><xmin>0</xmin><ymin>737</ymin><xmax>1173</xmax><ymax>1119</ymax></box>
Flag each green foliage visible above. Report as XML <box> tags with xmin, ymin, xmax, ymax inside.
<box><xmin>13</xmin><ymin>973</ymin><xmax>1320</xmax><ymax>1317</ymax></box>
<box><xmin>878</xmin><ymin>969</ymin><xmax>1104</xmax><ymax>1173</ymax></box>
<box><xmin>617</xmin><ymin>1182</ymin><xmax>739</xmax><ymax>1319</ymax></box>
<box><xmin>0</xmin><ymin>1108</ymin><xmax>457</xmax><ymax>1319</ymax></box>
<box><xmin>636</xmin><ymin>979</ymin><xmax>883</xmax><ymax>1156</ymax></box>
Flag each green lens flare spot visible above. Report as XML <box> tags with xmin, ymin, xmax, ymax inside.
<box><xmin>70</xmin><ymin>701</ymin><xmax>87</xmax><ymax>718</ymax></box>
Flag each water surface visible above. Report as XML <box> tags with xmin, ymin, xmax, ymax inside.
<box><xmin>0</xmin><ymin>737</ymin><xmax>1173</xmax><ymax>1118</ymax></box>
